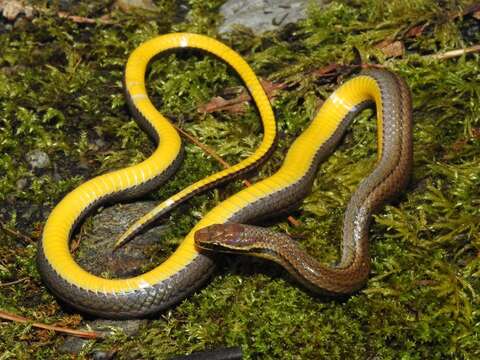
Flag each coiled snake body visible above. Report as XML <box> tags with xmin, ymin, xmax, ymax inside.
<box><xmin>37</xmin><ymin>33</ymin><xmax>412</xmax><ymax>318</ymax></box>
<box><xmin>195</xmin><ymin>66</ymin><xmax>413</xmax><ymax>295</ymax></box>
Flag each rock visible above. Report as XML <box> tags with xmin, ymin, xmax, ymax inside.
<box><xmin>91</xmin><ymin>350</ymin><xmax>116</xmax><ymax>360</ymax></box>
<box><xmin>219</xmin><ymin>0</ymin><xmax>324</xmax><ymax>34</ymax></box>
<box><xmin>20</xmin><ymin>203</ymin><xmax>39</xmax><ymax>221</ymax></box>
<box><xmin>74</xmin><ymin>201</ymin><xmax>170</xmax><ymax>278</ymax></box>
<box><xmin>115</xmin><ymin>0</ymin><xmax>158</xmax><ymax>12</ymax></box>
<box><xmin>89</xmin><ymin>319</ymin><xmax>148</xmax><ymax>337</ymax></box>
<box><xmin>26</xmin><ymin>149</ymin><xmax>50</xmax><ymax>170</ymax></box>
<box><xmin>59</xmin><ymin>319</ymin><xmax>147</xmax><ymax>356</ymax></box>
<box><xmin>58</xmin><ymin>336</ymin><xmax>88</xmax><ymax>354</ymax></box>
<box><xmin>58</xmin><ymin>0</ymin><xmax>78</xmax><ymax>12</ymax></box>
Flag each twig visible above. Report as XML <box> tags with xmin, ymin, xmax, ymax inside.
<box><xmin>173</xmin><ymin>124</ymin><xmax>300</xmax><ymax>227</ymax></box>
<box><xmin>0</xmin><ymin>220</ymin><xmax>35</xmax><ymax>244</ymax></box>
<box><xmin>0</xmin><ymin>310</ymin><xmax>103</xmax><ymax>339</ymax></box>
<box><xmin>173</xmin><ymin>125</ymin><xmax>231</xmax><ymax>168</ymax></box>
<box><xmin>70</xmin><ymin>235</ymin><xmax>81</xmax><ymax>253</ymax></box>
<box><xmin>0</xmin><ymin>277</ymin><xmax>28</xmax><ymax>287</ymax></box>
<box><xmin>286</xmin><ymin>215</ymin><xmax>301</xmax><ymax>227</ymax></box>
<box><xmin>173</xmin><ymin>123</ymin><xmax>259</xmax><ymax>187</ymax></box>
<box><xmin>70</xmin><ymin>226</ymin><xmax>86</xmax><ymax>253</ymax></box>
<box><xmin>198</xmin><ymin>79</ymin><xmax>286</xmax><ymax>114</ymax></box>
<box><xmin>427</xmin><ymin>44</ymin><xmax>480</xmax><ymax>60</ymax></box>
<box><xmin>57</xmin><ymin>11</ymin><xmax>113</xmax><ymax>24</ymax></box>
<box><xmin>197</xmin><ymin>64</ymin><xmax>360</xmax><ymax>115</ymax></box>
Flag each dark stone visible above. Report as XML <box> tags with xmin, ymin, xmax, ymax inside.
<box><xmin>58</xmin><ymin>336</ymin><xmax>88</xmax><ymax>354</ymax></box>
<box><xmin>91</xmin><ymin>350</ymin><xmax>116</xmax><ymax>360</ymax></box>
<box><xmin>88</xmin><ymin>318</ymin><xmax>148</xmax><ymax>336</ymax></box>
<box><xmin>58</xmin><ymin>0</ymin><xmax>79</xmax><ymax>12</ymax></box>
<box><xmin>219</xmin><ymin>0</ymin><xmax>325</xmax><ymax>34</ymax></box>
<box><xmin>74</xmin><ymin>201</ymin><xmax>171</xmax><ymax>278</ymax></box>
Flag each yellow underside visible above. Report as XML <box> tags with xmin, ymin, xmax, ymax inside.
<box><xmin>42</xmin><ymin>32</ymin><xmax>382</xmax><ymax>295</ymax></box>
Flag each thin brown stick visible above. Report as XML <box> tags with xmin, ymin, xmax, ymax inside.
<box><xmin>70</xmin><ymin>226</ymin><xmax>85</xmax><ymax>253</ymax></box>
<box><xmin>57</xmin><ymin>11</ymin><xmax>113</xmax><ymax>24</ymax></box>
<box><xmin>198</xmin><ymin>79</ymin><xmax>285</xmax><ymax>114</ymax></box>
<box><xmin>0</xmin><ymin>220</ymin><xmax>35</xmax><ymax>244</ymax></box>
<box><xmin>173</xmin><ymin>125</ymin><xmax>231</xmax><ymax>168</ymax></box>
<box><xmin>0</xmin><ymin>277</ymin><xmax>28</xmax><ymax>287</ymax></box>
<box><xmin>173</xmin><ymin>124</ymin><xmax>300</xmax><ymax>227</ymax></box>
<box><xmin>286</xmin><ymin>215</ymin><xmax>301</xmax><ymax>227</ymax></box>
<box><xmin>428</xmin><ymin>44</ymin><xmax>480</xmax><ymax>60</ymax></box>
<box><xmin>173</xmin><ymin>124</ymin><xmax>250</xmax><ymax>186</ymax></box>
<box><xmin>0</xmin><ymin>310</ymin><xmax>103</xmax><ymax>339</ymax></box>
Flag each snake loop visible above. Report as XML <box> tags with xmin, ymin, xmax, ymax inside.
<box><xmin>38</xmin><ymin>34</ymin><xmax>412</xmax><ymax>317</ymax></box>
<box><xmin>37</xmin><ymin>33</ymin><xmax>277</xmax><ymax>318</ymax></box>
<box><xmin>195</xmin><ymin>69</ymin><xmax>413</xmax><ymax>295</ymax></box>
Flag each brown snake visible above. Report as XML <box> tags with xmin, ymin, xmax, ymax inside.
<box><xmin>194</xmin><ymin>69</ymin><xmax>413</xmax><ymax>295</ymax></box>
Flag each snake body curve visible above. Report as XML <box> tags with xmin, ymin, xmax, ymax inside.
<box><xmin>195</xmin><ymin>69</ymin><xmax>413</xmax><ymax>295</ymax></box>
<box><xmin>37</xmin><ymin>33</ymin><xmax>277</xmax><ymax>318</ymax></box>
<box><xmin>37</xmin><ymin>33</ymin><xmax>412</xmax><ymax>316</ymax></box>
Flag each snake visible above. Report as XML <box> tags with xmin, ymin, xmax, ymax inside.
<box><xmin>37</xmin><ymin>33</ymin><xmax>277</xmax><ymax>318</ymax></box>
<box><xmin>37</xmin><ymin>33</ymin><xmax>413</xmax><ymax>318</ymax></box>
<box><xmin>194</xmin><ymin>68</ymin><xmax>413</xmax><ymax>295</ymax></box>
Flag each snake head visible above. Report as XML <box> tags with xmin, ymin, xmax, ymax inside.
<box><xmin>194</xmin><ymin>223</ymin><xmax>254</xmax><ymax>253</ymax></box>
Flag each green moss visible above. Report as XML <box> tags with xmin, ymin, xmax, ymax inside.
<box><xmin>1</xmin><ymin>0</ymin><xmax>479</xmax><ymax>358</ymax></box>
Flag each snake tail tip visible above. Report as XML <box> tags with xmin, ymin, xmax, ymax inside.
<box><xmin>112</xmin><ymin>237</ymin><xmax>126</xmax><ymax>252</ymax></box>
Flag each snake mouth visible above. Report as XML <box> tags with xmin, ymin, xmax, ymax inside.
<box><xmin>195</xmin><ymin>242</ymin><xmax>233</xmax><ymax>254</ymax></box>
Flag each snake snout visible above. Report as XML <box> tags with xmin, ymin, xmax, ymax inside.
<box><xmin>194</xmin><ymin>226</ymin><xmax>214</xmax><ymax>244</ymax></box>
<box><xmin>195</xmin><ymin>224</ymin><xmax>226</xmax><ymax>244</ymax></box>
<box><xmin>194</xmin><ymin>223</ymin><xmax>245</xmax><ymax>246</ymax></box>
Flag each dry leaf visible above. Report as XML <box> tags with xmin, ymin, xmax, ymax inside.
<box><xmin>259</xmin><ymin>78</ymin><xmax>284</xmax><ymax>95</ymax></box>
<box><xmin>463</xmin><ymin>3</ymin><xmax>480</xmax><ymax>18</ymax></box>
<box><xmin>198</xmin><ymin>96</ymin><xmax>249</xmax><ymax>114</ymax></box>
<box><xmin>198</xmin><ymin>79</ymin><xmax>285</xmax><ymax>114</ymax></box>
<box><xmin>57</xmin><ymin>11</ymin><xmax>112</xmax><ymax>24</ymax></box>
<box><xmin>198</xmin><ymin>96</ymin><xmax>231</xmax><ymax>113</ymax></box>
<box><xmin>311</xmin><ymin>63</ymin><xmax>342</xmax><ymax>77</ymax></box>
<box><xmin>375</xmin><ymin>39</ymin><xmax>405</xmax><ymax>58</ymax></box>
<box><xmin>471</xmin><ymin>127</ymin><xmax>480</xmax><ymax>138</ymax></box>
<box><xmin>406</xmin><ymin>24</ymin><xmax>427</xmax><ymax>38</ymax></box>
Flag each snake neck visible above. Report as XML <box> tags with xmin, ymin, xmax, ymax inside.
<box><xmin>224</xmin><ymin>224</ymin><xmax>368</xmax><ymax>295</ymax></box>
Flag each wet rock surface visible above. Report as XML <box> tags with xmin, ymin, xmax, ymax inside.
<box><xmin>58</xmin><ymin>202</ymin><xmax>171</xmax><ymax>356</ymax></box>
<box><xmin>74</xmin><ymin>201</ymin><xmax>171</xmax><ymax>278</ymax></box>
<box><xmin>219</xmin><ymin>0</ymin><xmax>325</xmax><ymax>33</ymax></box>
<box><xmin>59</xmin><ymin>336</ymin><xmax>88</xmax><ymax>354</ymax></box>
<box><xmin>91</xmin><ymin>350</ymin><xmax>117</xmax><ymax>360</ymax></box>
<box><xmin>90</xmin><ymin>318</ymin><xmax>148</xmax><ymax>336</ymax></box>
